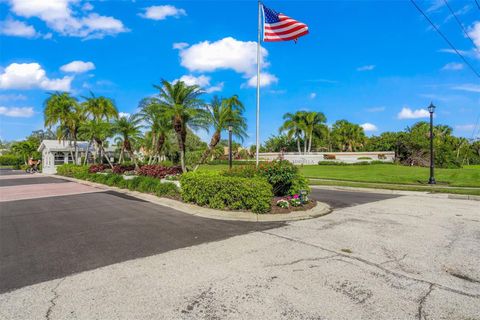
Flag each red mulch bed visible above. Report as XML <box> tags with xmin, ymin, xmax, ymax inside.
<box><xmin>269</xmin><ymin>197</ymin><xmax>317</xmax><ymax>214</ymax></box>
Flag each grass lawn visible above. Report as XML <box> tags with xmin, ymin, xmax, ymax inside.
<box><xmin>198</xmin><ymin>163</ymin><xmax>480</xmax><ymax>191</ymax></box>
<box><xmin>300</xmin><ymin>164</ymin><xmax>480</xmax><ymax>188</ymax></box>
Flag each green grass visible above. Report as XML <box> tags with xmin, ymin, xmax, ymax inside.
<box><xmin>299</xmin><ymin>164</ymin><xmax>480</xmax><ymax>188</ymax></box>
<box><xmin>309</xmin><ymin>180</ymin><xmax>480</xmax><ymax>196</ymax></box>
<box><xmin>198</xmin><ymin>163</ymin><xmax>480</xmax><ymax>195</ymax></box>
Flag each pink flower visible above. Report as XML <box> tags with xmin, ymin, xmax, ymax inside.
<box><xmin>293</xmin><ymin>194</ymin><xmax>299</xmax><ymax>199</ymax></box>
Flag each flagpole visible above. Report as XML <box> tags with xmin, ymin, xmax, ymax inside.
<box><xmin>256</xmin><ymin>0</ymin><xmax>261</xmax><ymax>167</ymax></box>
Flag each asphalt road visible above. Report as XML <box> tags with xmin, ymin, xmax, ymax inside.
<box><xmin>0</xmin><ymin>170</ymin><xmax>400</xmax><ymax>294</ymax></box>
<box><xmin>310</xmin><ymin>188</ymin><xmax>400</xmax><ymax>209</ymax></box>
<box><xmin>0</xmin><ymin>175</ymin><xmax>283</xmax><ymax>293</ymax></box>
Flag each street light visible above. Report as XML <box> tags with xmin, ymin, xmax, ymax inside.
<box><xmin>228</xmin><ymin>124</ymin><xmax>233</xmax><ymax>170</ymax></box>
<box><xmin>428</xmin><ymin>102</ymin><xmax>436</xmax><ymax>185</ymax></box>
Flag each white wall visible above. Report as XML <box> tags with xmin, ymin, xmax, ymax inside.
<box><xmin>258</xmin><ymin>152</ymin><xmax>395</xmax><ymax>165</ymax></box>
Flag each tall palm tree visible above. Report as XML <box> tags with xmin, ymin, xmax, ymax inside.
<box><xmin>195</xmin><ymin>95</ymin><xmax>247</xmax><ymax>170</ymax></box>
<box><xmin>303</xmin><ymin>111</ymin><xmax>327</xmax><ymax>153</ymax></box>
<box><xmin>112</xmin><ymin>114</ymin><xmax>143</xmax><ymax>169</ymax></box>
<box><xmin>139</xmin><ymin>97</ymin><xmax>172</xmax><ymax>164</ymax></box>
<box><xmin>44</xmin><ymin>92</ymin><xmax>83</xmax><ymax>163</ymax></box>
<box><xmin>81</xmin><ymin>92</ymin><xmax>118</xmax><ymax>163</ymax></box>
<box><xmin>155</xmin><ymin>80</ymin><xmax>208</xmax><ymax>172</ymax></box>
<box><xmin>279</xmin><ymin>111</ymin><xmax>307</xmax><ymax>154</ymax></box>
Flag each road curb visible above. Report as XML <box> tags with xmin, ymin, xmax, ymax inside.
<box><xmin>56</xmin><ymin>175</ymin><xmax>332</xmax><ymax>222</ymax></box>
<box><xmin>310</xmin><ymin>185</ymin><xmax>480</xmax><ymax>201</ymax></box>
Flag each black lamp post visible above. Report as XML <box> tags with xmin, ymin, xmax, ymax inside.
<box><xmin>228</xmin><ymin>125</ymin><xmax>233</xmax><ymax>170</ymax></box>
<box><xmin>428</xmin><ymin>102</ymin><xmax>436</xmax><ymax>185</ymax></box>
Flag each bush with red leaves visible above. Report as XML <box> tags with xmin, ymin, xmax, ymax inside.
<box><xmin>88</xmin><ymin>164</ymin><xmax>109</xmax><ymax>173</ymax></box>
<box><xmin>137</xmin><ymin>165</ymin><xmax>182</xmax><ymax>179</ymax></box>
<box><xmin>112</xmin><ymin>164</ymin><xmax>136</xmax><ymax>174</ymax></box>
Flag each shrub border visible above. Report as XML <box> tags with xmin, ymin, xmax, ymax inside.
<box><xmin>56</xmin><ymin>174</ymin><xmax>332</xmax><ymax>221</ymax></box>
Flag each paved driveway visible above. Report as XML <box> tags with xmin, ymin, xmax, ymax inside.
<box><xmin>1</xmin><ymin>171</ymin><xmax>479</xmax><ymax>319</ymax></box>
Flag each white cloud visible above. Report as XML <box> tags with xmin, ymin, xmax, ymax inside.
<box><xmin>82</xmin><ymin>2</ymin><xmax>93</xmax><ymax>11</ymax></box>
<box><xmin>173</xmin><ymin>42</ymin><xmax>189</xmax><ymax>50</ymax></box>
<box><xmin>455</xmin><ymin>124</ymin><xmax>475</xmax><ymax>131</ymax></box>
<box><xmin>6</xmin><ymin>0</ymin><xmax>128</xmax><ymax>39</ymax></box>
<box><xmin>0</xmin><ymin>18</ymin><xmax>37</xmax><ymax>38</ymax></box>
<box><xmin>441</xmin><ymin>62</ymin><xmax>463</xmax><ymax>71</ymax></box>
<box><xmin>0</xmin><ymin>94</ymin><xmax>27</xmax><ymax>101</ymax></box>
<box><xmin>366</xmin><ymin>106</ymin><xmax>385</xmax><ymax>112</ymax></box>
<box><xmin>452</xmin><ymin>84</ymin><xmax>480</xmax><ymax>93</ymax></box>
<box><xmin>60</xmin><ymin>60</ymin><xmax>95</xmax><ymax>73</ymax></box>
<box><xmin>397</xmin><ymin>107</ymin><xmax>430</xmax><ymax>119</ymax></box>
<box><xmin>246</xmin><ymin>72</ymin><xmax>278</xmax><ymax>88</ymax></box>
<box><xmin>360</xmin><ymin>123</ymin><xmax>378</xmax><ymax>132</ymax></box>
<box><xmin>140</xmin><ymin>5</ymin><xmax>186</xmax><ymax>20</ymax></box>
<box><xmin>0</xmin><ymin>62</ymin><xmax>72</xmax><ymax>91</ymax></box>
<box><xmin>177</xmin><ymin>37</ymin><xmax>268</xmax><ymax>76</ymax></box>
<box><xmin>309</xmin><ymin>92</ymin><xmax>316</xmax><ymax>99</ymax></box>
<box><xmin>468</xmin><ymin>21</ymin><xmax>480</xmax><ymax>49</ymax></box>
<box><xmin>0</xmin><ymin>106</ymin><xmax>34</xmax><ymax>117</ymax></box>
<box><xmin>174</xmin><ymin>74</ymin><xmax>224</xmax><ymax>93</ymax></box>
<box><xmin>118</xmin><ymin>112</ymin><xmax>130</xmax><ymax>118</ymax></box>
<box><xmin>357</xmin><ymin>65</ymin><xmax>375</xmax><ymax>72</ymax></box>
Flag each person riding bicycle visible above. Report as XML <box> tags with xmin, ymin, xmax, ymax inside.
<box><xmin>28</xmin><ymin>157</ymin><xmax>41</xmax><ymax>172</ymax></box>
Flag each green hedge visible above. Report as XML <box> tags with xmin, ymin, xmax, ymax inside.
<box><xmin>0</xmin><ymin>154</ymin><xmax>23</xmax><ymax>168</ymax></box>
<box><xmin>56</xmin><ymin>164</ymin><xmax>179</xmax><ymax>197</ymax></box>
<box><xmin>180</xmin><ymin>172</ymin><xmax>272</xmax><ymax>213</ymax></box>
<box><xmin>318</xmin><ymin>160</ymin><xmax>392</xmax><ymax>166</ymax></box>
<box><xmin>56</xmin><ymin>164</ymin><xmax>89</xmax><ymax>177</ymax></box>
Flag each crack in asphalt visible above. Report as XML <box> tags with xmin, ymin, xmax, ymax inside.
<box><xmin>260</xmin><ymin>231</ymin><xmax>480</xmax><ymax>299</ymax></box>
<box><xmin>417</xmin><ymin>283</ymin><xmax>434</xmax><ymax>320</ymax></box>
<box><xmin>45</xmin><ymin>278</ymin><xmax>65</xmax><ymax>320</ymax></box>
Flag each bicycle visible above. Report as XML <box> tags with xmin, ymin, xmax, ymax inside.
<box><xmin>25</xmin><ymin>166</ymin><xmax>40</xmax><ymax>174</ymax></box>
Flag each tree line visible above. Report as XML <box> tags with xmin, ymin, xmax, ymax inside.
<box><xmin>262</xmin><ymin>110</ymin><xmax>480</xmax><ymax>168</ymax></box>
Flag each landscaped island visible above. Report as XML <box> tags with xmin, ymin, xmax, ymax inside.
<box><xmin>56</xmin><ymin>160</ymin><xmax>313</xmax><ymax>214</ymax></box>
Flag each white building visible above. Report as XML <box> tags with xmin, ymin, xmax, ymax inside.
<box><xmin>38</xmin><ymin>140</ymin><xmax>115</xmax><ymax>174</ymax></box>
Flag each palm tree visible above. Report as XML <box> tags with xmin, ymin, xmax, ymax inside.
<box><xmin>81</xmin><ymin>92</ymin><xmax>118</xmax><ymax>163</ymax></box>
<box><xmin>331</xmin><ymin>120</ymin><xmax>366</xmax><ymax>151</ymax></box>
<box><xmin>79</xmin><ymin>119</ymin><xmax>114</xmax><ymax>167</ymax></box>
<box><xmin>82</xmin><ymin>92</ymin><xmax>118</xmax><ymax>121</ymax></box>
<box><xmin>112</xmin><ymin>114</ymin><xmax>143</xmax><ymax>169</ymax></box>
<box><xmin>303</xmin><ymin>111</ymin><xmax>327</xmax><ymax>153</ymax></box>
<box><xmin>11</xmin><ymin>141</ymin><xmax>37</xmax><ymax>165</ymax></box>
<box><xmin>44</xmin><ymin>92</ymin><xmax>83</xmax><ymax>163</ymax></box>
<box><xmin>139</xmin><ymin>97</ymin><xmax>172</xmax><ymax>164</ymax></box>
<box><xmin>155</xmin><ymin>80</ymin><xmax>208</xmax><ymax>172</ymax></box>
<box><xmin>195</xmin><ymin>95</ymin><xmax>247</xmax><ymax>170</ymax></box>
<box><xmin>280</xmin><ymin>111</ymin><xmax>307</xmax><ymax>154</ymax></box>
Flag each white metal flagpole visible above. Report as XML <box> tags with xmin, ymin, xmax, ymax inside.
<box><xmin>256</xmin><ymin>0</ymin><xmax>261</xmax><ymax>167</ymax></box>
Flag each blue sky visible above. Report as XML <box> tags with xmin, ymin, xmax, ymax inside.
<box><xmin>1</xmin><ymin>0</ymin><xmax>479</xmax><ymax>145</ymax></box>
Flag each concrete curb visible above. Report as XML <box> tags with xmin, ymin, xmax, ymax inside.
<box><xmin>311</xmin><ymin>185</ymin><xmax>480</xmax><ymax>201</ymax></box>
<box><xmin>56</xmin><ymin>175</ymin><xmax>332</xmax><ymax>222</ymax></box>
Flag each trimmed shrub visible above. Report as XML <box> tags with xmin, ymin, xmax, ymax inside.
<box><xmin>56</xmin><ymin>164</ymin><xmax>89</xmax><ymax>177</ymax></box>
<box><xmin>88</xmin><ymin>164</ymin><xmax>109</xmax><ymax>173</ymax></box>
<box><xmin>137</xmin><ymin>165</ymin><xmax>182</xmax><ymax>179</ymax></box>
<box><xmin>288</xmin><ymin>174</ymin><xmax>311</xmax><ymax>196</ymax></box>
<box><xmin>180</xmin><ymin>172</ymin><xmax>272</xmax><ymax>213</ymax></box>
<box><xmin>257</xmin><ymin>160</ymin><xmax>299</xmax><ymax>196</ymax></box>
<box><xmin>0</xmin><ymin>154</ymin><xmax>23</xmax><ymax>167</ymax></box>
<box><xmin>112</xmin><ymin>164</ymin><xmax>135</xmax><ymax>174</ymax></box>
<box><xmin>357</xmin><ymin>157</ymin><xmax>372</xmax><ymax>160</ymax></box>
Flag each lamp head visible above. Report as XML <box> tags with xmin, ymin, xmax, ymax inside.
<box><xmin>428</xmin><ymin>102</ymin><xmax>436</xmax><ymax>114</ymax></box>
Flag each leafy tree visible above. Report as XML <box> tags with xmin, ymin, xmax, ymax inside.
<box><xmin>79</xmin><ymin>119</ymin><xmax>114</xmax><ymax>167</ymax></box>
<box><xmin>303</xmin><ymin>111</ymin><xmax>327</xmax><ymax>153</ymax></box>
<box><xmin>154</xmin><ymin>80</ymin><xmax>208</xmax><ymax>172</ymax></box>
<box><xmin>263</xmin><ymin>134</ymin><xmax>299</xmax><ymax>152</ymax></box>
<box><xmin>11</xmin><ymin>140</ymin><xmax>38</xmax><ymax>164</ymax></box>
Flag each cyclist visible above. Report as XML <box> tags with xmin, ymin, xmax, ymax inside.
<box><xmin>27</xmin><ymin>157</ymin><xmax>41</xmax><ymax>173</ymax></box>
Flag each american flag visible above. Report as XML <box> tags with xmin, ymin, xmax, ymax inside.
<box><xmin>262</xmin><ymin>4</ymin><xmax>309</xmax><ymax>42</ymax></box>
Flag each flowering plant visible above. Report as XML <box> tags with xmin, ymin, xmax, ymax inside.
<box><xmin>276</xmin><ymin>199</ymin><xmax>289</xmax><ymax>208</ymax></box>
<box><xmin>289</xmin><ymin>195</ymin><xmax>302</xmax><ymax>207</ymax></box>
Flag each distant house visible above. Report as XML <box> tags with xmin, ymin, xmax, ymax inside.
<box><xmin>38</xmin><ymin>140</ymin><xmax>115</xmax><ymax>174</ymax></box>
